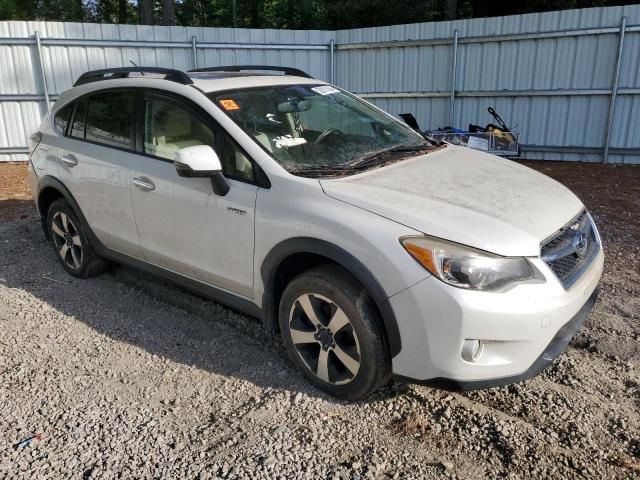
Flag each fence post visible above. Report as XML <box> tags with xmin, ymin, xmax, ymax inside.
<box><xmin>191</xmin><ymin>36</ymin><xmax>198</xmax><ymax>69</ymax></box>
<box><xmin>329</xmin><ymin>39</ymin><xmax>335</xmax><ymax>84</ymax></box>
<box><xmin>603</xmin><ymin>16</ymin><xmax>626</xmax><ymax>164</ymax></box>
<box><xmin>34</xmin><ymin>31</ymin><xmax>50</xmax><ymax>110</ymax></box>
<box><xmin>449</xmin><ymin>29</ymin><xmax>459</xmax><ymax>127</ymax></box>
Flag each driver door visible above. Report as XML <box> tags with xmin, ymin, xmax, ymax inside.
<box><xmin>127</xmin><ymin>91</ymin><xmax>258</xmax><ymax>298</ymax></box>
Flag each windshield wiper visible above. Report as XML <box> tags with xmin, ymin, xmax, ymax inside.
<box><xmin>287</xmin><ymin>165</ymin><xmax>355</xmax><ymax>177</ymax></box>
<box><xmin>287</xmin><ymin>141</ymin><xmax>438</xmax><ymax>177</ymax></box>
<box><xmin>344</xmin><ymin>142</ymin><xmax>435</xmax><ymax>170</ymax></box>
<box><xmin>422</xmin><ymin>133</ymin><xmax>444</xmax><ymax>146</ymax></box>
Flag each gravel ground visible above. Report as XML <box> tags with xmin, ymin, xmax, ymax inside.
<box><xmin>0</xmin><ymin>161</ymin><xmax>639</xmax><ymax>479</ymax></box>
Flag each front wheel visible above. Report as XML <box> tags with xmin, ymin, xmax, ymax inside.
<box><xmin>279</xmin><ymin>265</ymin><xmax>391</xmax><ymax>400</ymax></box>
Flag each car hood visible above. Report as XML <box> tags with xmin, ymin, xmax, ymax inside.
<box><xmin>320</xmin><ymin>146</ymin><xmax>583</xmax><ymax>257</ymax></box>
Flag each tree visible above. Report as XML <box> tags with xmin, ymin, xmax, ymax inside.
<box><xmin>161</xmin><ymin>0</ymin><xmax>175</xmax><ymax>25</ymax></box>
<box><xmin>324</xmin><ymin>1</ymin><xmax>441</xmax><ymax>29</ymax></box>
<box><xmin>446</xmin><ymin>0</ymin><xmax>457</xmax><ymax>19</ymax></box>
<box><xmin>118</xmin><ymin>0</ymin><xmax>128</xmax><ymax>22</ymax></box>
<box><xmin>2</xmin><ymin>0</ymin><xmax>638</xmax><ymax>28</ymax></box>
<box><xmin>249</xmin><ymin>0</ymin><xmax>261</xmax><ymax>27</ymax></box>
<box><xmin>138</xmin><ymin>0</ymin><xmax>152</xmax><ymax>24</ymax></box>
<box><xmin>31</xmin><ymin>0</ymin><xmax>85</xmax><ymax>21</ymax></box>
<box><xmin>0</xmin><ymin>0</ymin><xmax>17</xmax><ymax>19</ymax></box>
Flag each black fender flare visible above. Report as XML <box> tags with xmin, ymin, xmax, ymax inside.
<box><xmin>261</xmin><ymin>237</ymin><xmax>402</xmax><ymax>358</ymax></box>
<box><xmin>36</xmin><ymin>175</ymin><xmax>104</xmax><ymax>251</ymax></box>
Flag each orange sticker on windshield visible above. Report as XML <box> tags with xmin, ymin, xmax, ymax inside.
<box><xmin>219</xmin><ymin>99</ymin><xmax>240</xmax><ymax>111</ymax></box>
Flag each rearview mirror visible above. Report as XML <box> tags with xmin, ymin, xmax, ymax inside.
<box><xmin>174</xmin><ymin>145</ymin><xmax>230</xmax><ymax>196</ymax></box>
<box><xmin>277</xmin><ymin>99</ymin><xmax>311</xmax><ymax>113</ymax></box>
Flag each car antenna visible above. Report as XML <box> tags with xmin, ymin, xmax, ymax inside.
<box><xmin>129</xmin><ymin>60</ymin><xmax>144</xmax><ymax>75</ymax></box>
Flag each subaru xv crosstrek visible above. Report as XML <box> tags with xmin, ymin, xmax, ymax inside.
<box><xmin>27</xmin><ymin>65</ymin><xmax>603</xmax><ymax>399</ymax></box>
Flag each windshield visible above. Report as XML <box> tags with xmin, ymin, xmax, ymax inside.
<box><xmin>209</xmin><ymin>84</ymin><xmax>426</xmax><ymax>173</ymax></box>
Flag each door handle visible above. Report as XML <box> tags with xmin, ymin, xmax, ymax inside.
<box><xmin>60</xmin><ymin>153</ymin><xmax>78</xmax><ymax>167</ymax></box>
<box><xmin>132</xmin><ymin>177</ymin><xmax>155</xmax><ymax>191</ymax></box>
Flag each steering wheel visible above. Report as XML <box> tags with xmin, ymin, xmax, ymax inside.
<box><xmin>314</xmin><ymin>128</ymin><xmax>343</xmax><ymax>146</ymax></box>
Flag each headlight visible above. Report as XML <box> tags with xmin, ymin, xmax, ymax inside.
<box><xmin>400</xmin><ymin>236</ymin><xmax>533</xmax><ymax>291</ymax></box>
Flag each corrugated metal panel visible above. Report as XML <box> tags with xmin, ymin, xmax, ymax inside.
<box><xmin>2</xmin><ymin>4</ymin><xmax>640</xmax><ymax>163</ymax></box>
<box><xmin>364</xmin><ymin>97</ymin><xmax>450</xmax><ymax>134</ymax></box>
<box><xmin>337</xmin><ymin>44</ymin><xmax>452</xmax><ymax>93</ymax></box>
<box><xmin>0</xmin><ymin>101</ymin><xmax>42</xmax><ymax>161</ymax></box>
<box><xmin>336</xmin><ymin>5</ymin><xmax>640</xmax><ymax>163</ymax></box>
<box><xmin>335</xmin><ymin>4</ymin><xmax>640</xmax><ymax>43</ymax></box>
<box><xmin>0</xmin><ymin>21</ymin><xmax>333</xmax><ymax>161</ymax></box>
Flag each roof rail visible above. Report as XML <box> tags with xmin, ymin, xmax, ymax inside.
<box><xmin>188</xmin><ymin>65</ymin><xmax>313</xmax><ymax>79</ymax></box>
<box><xmin>74</xmin><ymin>67</ymin><xmax>194</xmax><ymax>87</ymax></box>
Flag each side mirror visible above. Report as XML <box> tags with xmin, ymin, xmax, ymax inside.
<box><xmin>174</xmin><ymin>145</ymin><xmax>230</xmax><ymax>196</ymax></box>
<box><xmin>175</xmin><ymin>145</ymin><xmax>221</xmax><ymax>176</ymax></box>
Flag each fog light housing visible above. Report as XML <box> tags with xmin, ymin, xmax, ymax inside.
<box><xmin>461</xmin><ymin>339</ymin><xmax>484</xmax><ymax>362</ymax></box>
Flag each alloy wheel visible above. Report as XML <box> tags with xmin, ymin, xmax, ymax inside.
<box><xmin>288</xmin><ymin>293</ymin><xmax>361</xmax><ymax>385</ymax></box>
<box><xmin>51</xmin><ymin>211</ymin><xmax>83</xmax><ymax>270</ymax></box>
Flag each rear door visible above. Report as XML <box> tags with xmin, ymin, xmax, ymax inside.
<box><xmin>55</xmin><ymin>89</ymin><xmax>142</xmax><ymax>257</ymax></box>
<box><xmin>127</xmin><ymin>91</ymin><xmax>258</xmax><ymax>297</ymax></box>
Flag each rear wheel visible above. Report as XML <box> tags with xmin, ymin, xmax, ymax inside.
<box><xmin>279</xmin><ymin>265</ymin><xmax>390</xmax><ymax>400</ymax></box>
<box><xmin>46</xmin><ymin>199</ymin><xmax>108</xmax><ymax>278</ymax></box>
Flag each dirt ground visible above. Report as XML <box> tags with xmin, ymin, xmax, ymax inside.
<box><xmin>0</xmin><ymin>163</ymin><xmax>32</xmax><ymax>221</ymax></box>
<box><xmin>0</xmin><ymin>160</ymin><xmax>638</xmax><ymax>479</ymax></box>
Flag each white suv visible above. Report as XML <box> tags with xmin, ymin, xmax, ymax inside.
<box><xmin>28</xmin><ymin>66</ymin><xmax>603</xmax><ymax>399</ymax></box>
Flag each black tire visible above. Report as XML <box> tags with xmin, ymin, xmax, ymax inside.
<box><xmin>279</xmin><ymin>265</ymin><xmax>391</xmax><ymax>400</ymax></box>
<box><xmin>46</xmin><ymin>199</ymin><xmax>108</xmax><ymax>278</ymax></box>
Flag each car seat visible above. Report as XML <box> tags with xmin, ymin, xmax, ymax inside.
<box><xmin>150</xmin><ymin>107</ymin><xmax>212</xmax><ymax>160</ymax></box>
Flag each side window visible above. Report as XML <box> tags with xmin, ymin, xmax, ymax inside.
<box><xmin>70</xmin><ymin>99</ymin><xmax>87</xmax><ymax>139</ymax></box>
<box><xmin>144</xmin><ymin>94</ymin><xmax>255</xmax><ymax>183</ymax></box>
<box><xmin>54</xmin><ymin>102</ymin><xmax>74</xmax><ymax>135</ymax></box>
<box><xmin>144</xmin><ymin>96</ymin><xmax>215</xmax><ymax>161</ymax></box>
<box><xmin>84</xmin><ymin>91</ymin><xmax>135</xmax><ymax>149</ymax></box>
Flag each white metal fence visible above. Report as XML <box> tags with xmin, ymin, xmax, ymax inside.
<box><xmin>1</xmin><ymin>4</ymin><xmax>640</xmax><ymax>163</ymax></box>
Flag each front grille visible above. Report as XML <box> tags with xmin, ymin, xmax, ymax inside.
<box><xmin>541</xmin><ymin>211</ymin><xmax>599</xmax><ymax>289</ymax></box>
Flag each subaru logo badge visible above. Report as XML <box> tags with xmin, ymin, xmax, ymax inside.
<box><xmin>573</xmin><ymin>230</ymin><xmax>588</xmax><ymax>257</ymax></box>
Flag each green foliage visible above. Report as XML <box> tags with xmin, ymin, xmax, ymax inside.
<box><xmin>324</xmin><ymin>0</ymin><xmax>444</xmax><ymax>29</ymax></box>
<box><xmin>0</xmin><ymin>0</ymin><xmax>636</xmax><ymax>27</ymax></box>
<box><xmin>37</xmin><ymin>0</ymin><xmax>86</xmax><ymax>20</ymax></box>
<box><xmin>0</xmin><ymin>0</ymin><xmax>17</xmax><ymax>20</ymax></box>
<box><xmin>456</xmin><ymin>0</ymin><xmax>618</xmax><ymax>19</ymax></box>
<box><xmin>85</xmin><ymin>0</ymin><xmax>138</xmax><ymax>23</ymax></box>
<box><xmin>0</xmin><ymin>0</ymin><xmax>37</xmax><ymax>20</ymax></box>
<box><xmin>176</xmin><ymin>0</ymin><xmax>229</xmax><ymax>27</ymax></box>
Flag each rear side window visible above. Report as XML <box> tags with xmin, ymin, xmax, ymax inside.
<box><xmin>54</xmin><ymin>102</ymin><xmax>74</xmax><ymax>135</ymax></box>
<box><xmin>70</xmin><ymin>99</ymin><xmax>87</xmax><ymax>139</ymax></box>
<box><xmin>82</xmin><ymin>91</ymin><xmax>135</xmax><ymax>149</ymax></box>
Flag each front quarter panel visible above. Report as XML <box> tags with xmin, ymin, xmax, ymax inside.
<box><xmin>253</xmin><ymin>171</ymin><xmax>431</xmax><ymax>307</ymax></box>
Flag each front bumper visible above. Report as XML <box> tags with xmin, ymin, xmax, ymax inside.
<box><xmin>389</xmin><ymin>247</ymin><xmax>603</xmax><ymax>388</ymax></box>
<box><xmin>402</xmin><ymin>287</ymin><xmax>598</xmax><ymax>390</ymax></box>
